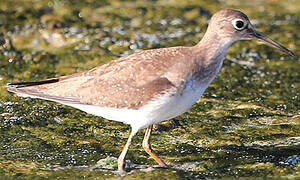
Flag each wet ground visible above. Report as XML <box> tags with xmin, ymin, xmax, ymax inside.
<box><xmin>0</xmin><ymin>0</ymin><xmax>299</xmax><ymax>179</ymax></box>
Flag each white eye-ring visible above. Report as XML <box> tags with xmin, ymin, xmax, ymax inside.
<box><xmin>232</xmin><ymin>19</ymin><xmax>246</xmax><ymax>30</ymax></box>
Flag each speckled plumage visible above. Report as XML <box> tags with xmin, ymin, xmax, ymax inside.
<box><xmin>6</xmin><ymin>44</ymin><xmax>224</xmax><ymax>110</ymax></box>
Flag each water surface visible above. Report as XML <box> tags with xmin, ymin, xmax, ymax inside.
<box><xmin>0</xmin><ymin>0</ymin><xmax>299</xmax><ymax>179</ymax></box>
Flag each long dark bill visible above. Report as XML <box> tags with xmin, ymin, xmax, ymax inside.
<box><xmin>252</xmin><ymin>30</ymin><xmax>296</xmax><ymax>57</ymax></box>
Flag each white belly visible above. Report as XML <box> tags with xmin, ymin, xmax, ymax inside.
<box><xmin>139</xmin><ymin>79</ymin><xmax>208</xmax><ymax>127</ymax></box>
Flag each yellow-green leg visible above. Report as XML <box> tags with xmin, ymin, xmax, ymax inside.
<box><xmin>117</xmin><ymin>129</ymin><xmax>137</xmax><ymax>173</ymax></box>
<box><xmin>142</xmin><ymin>125</ymin><xmax>167</xmax><ymax>166</ymax></box>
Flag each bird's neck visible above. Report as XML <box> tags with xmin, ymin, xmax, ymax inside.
<box><xmin>194</xmin><ymin>31</ymin><xmax>235</xmax><ymax>66</ymax></box>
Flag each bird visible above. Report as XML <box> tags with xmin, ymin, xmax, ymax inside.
<box><xmin>6</xmin><ymin>9</ymin><xmax>295</xmax><ymax>173</ymax></box>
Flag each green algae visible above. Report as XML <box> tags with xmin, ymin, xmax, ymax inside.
<box><xmin>0</xmin><ymin>0</ymin><xmax>299</xmax><ymax>179</ymax></box>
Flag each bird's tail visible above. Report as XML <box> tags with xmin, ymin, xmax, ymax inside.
<box><xmin>5</xmin><ymin>78</ymin><xmax>59</xmax><ymax>98</ymax></box>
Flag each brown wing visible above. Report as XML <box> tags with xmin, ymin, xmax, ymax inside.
<box><xmin>6</xmin><ymin>46</ymin><xmax>196</xmax><ymax>109</ymax></box>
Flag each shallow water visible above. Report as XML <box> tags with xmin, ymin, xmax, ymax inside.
<box><xmin>0</xmin><ymin>0</ymin><xmax>299</xmax><ymax>179</ymax></box>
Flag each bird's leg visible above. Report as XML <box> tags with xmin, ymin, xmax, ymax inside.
<box><xmin>117</xmin><ymin>129</ymin><xmax>137</xmax><ymax>173</ymax></box>
<box><xmin>142</xmin><ymin>125</ymin><xmax>167</xmax><ymax>166</ymax></box>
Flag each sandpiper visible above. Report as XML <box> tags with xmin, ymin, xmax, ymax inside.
<box><xmin>6</xmin><ymin>9</ymin><xmax>295</xmax><ymax>173</ymax></box>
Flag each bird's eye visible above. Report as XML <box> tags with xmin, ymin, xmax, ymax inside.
<box><xmin>232</xmin><ymin>19</ymin><xmax>246</xmax><ymax>30</ymax></box>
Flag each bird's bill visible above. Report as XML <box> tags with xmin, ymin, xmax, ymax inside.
<box><xmin>251</xmin><ymin>30</ymin><xmax>296</xmax><ymax>57</ymax></box>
